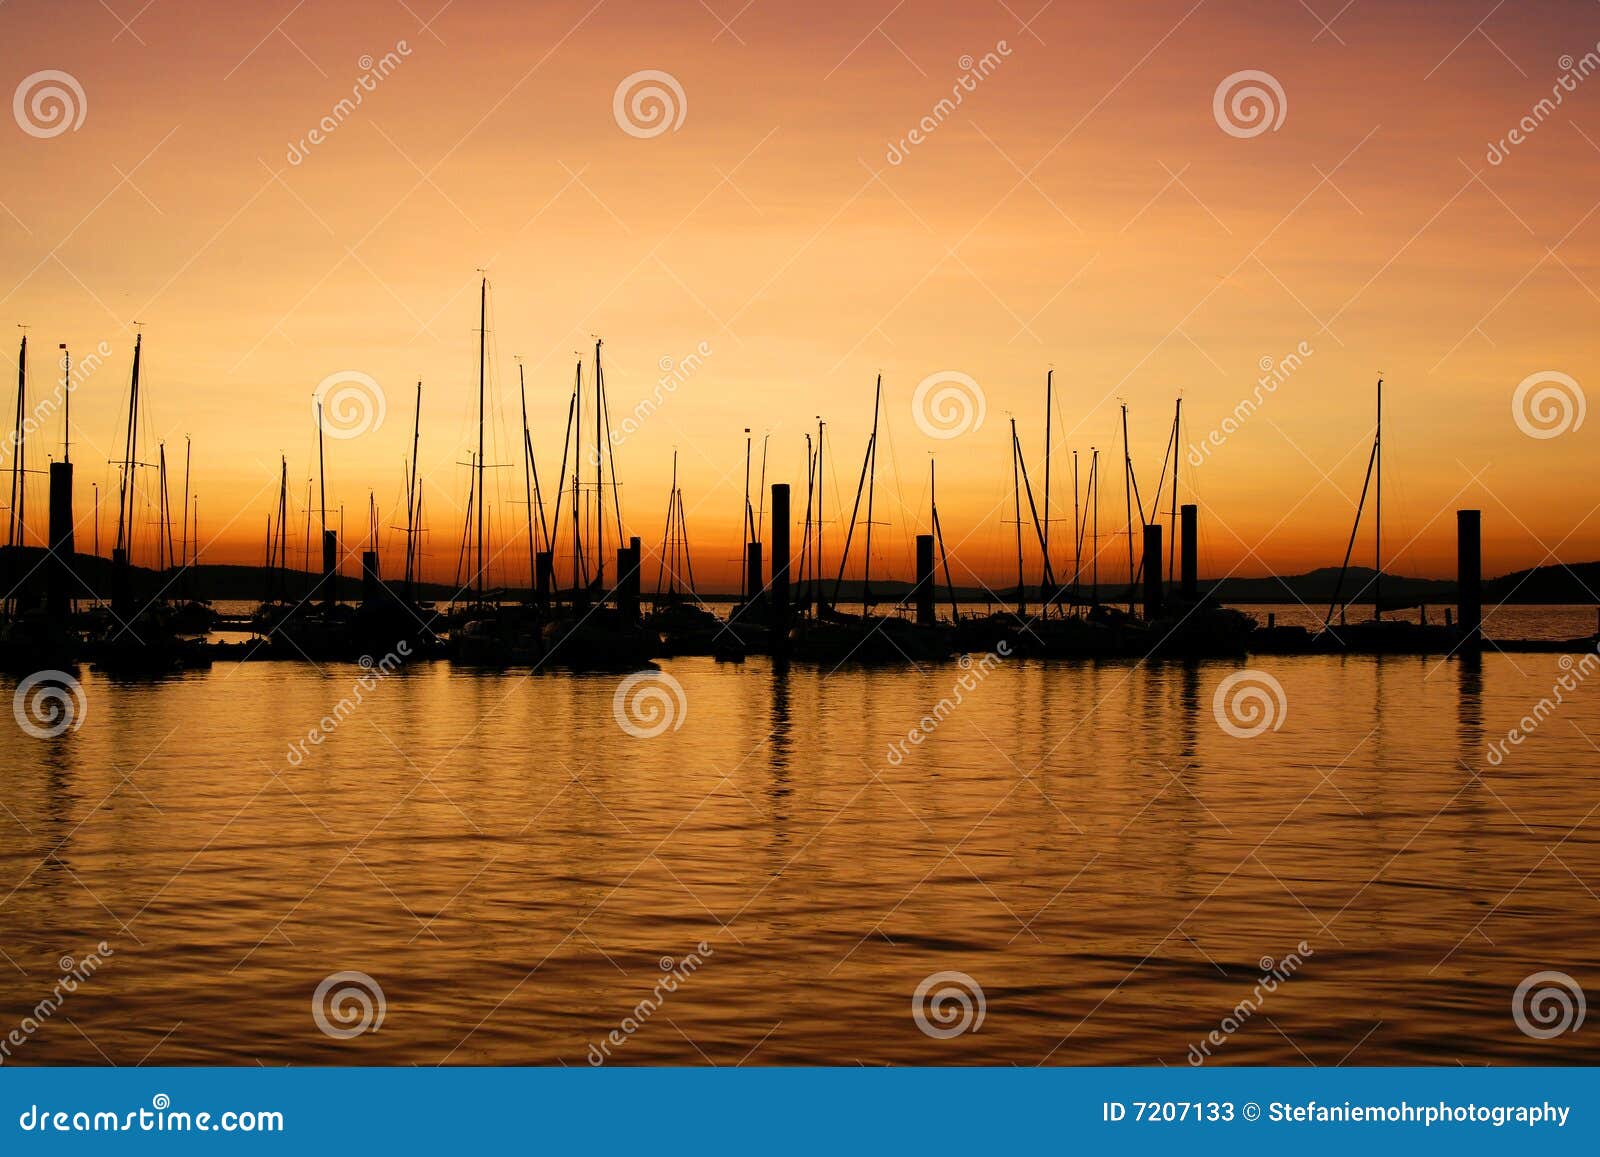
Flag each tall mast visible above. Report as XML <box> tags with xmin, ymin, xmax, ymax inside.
<box><xmin>407</xmin><ymin>381</ymin><xmax>421</xmax><ymax>599</ymax></box>
<box><xmin>592</xmin><ymin>339</ymin><xmax>605</xmax><ymax>589</ymax></box>
<box><xmin>1072</xmin><ymin>449</ymin><xmax>1081</xmax><ymax>604</ymax></box>
<box><xmin>742</xmin><ymin>426</ymin><xmax>752</xmax><ymax>600</ymax></box>
<box><xmin>1169</xmin><ymin>398</ymin><xmax>1180</xmax><ymax>583</ymax></box>
<box><xmin>1122</xmin><ymin>403</ymin><xmax>1134</xmax><ymax>612</ymax></box>
<box><xmin>9</xmin><ymin>335</ymin><xmax>24</xmax><ymax>548</ymax></box>
<box><xmin>660</xmin><ymin>449</ymin><xmax>679</xmax><ymax>597</ymax></box>
<box><xmin>815</xmin><ymin>417</ymin><xmax>825</xmax><ymax>613</ymax></box>
<box><xmin>476</xmin><ymin>276</ymin><xmax>487</xmax><ymax>602</ymax></box>
<box><xmin>1042</xmin><ymin>369</ymin><xmax>1052</xmax><ymax>604</ymax></box>
<box><xmin>1091</xmin><ymin>447</ymin><xmax>1099</xmax><ymax>606</ymax></box>
<box><xmin>157</xmin><ymin>442</ymin><xmax>170</xmax><ymax>572</ymax></box>
<box><xmin>1374</xmin><ymin>376</ymin><xmax>1383</xmax><ymax>621</ymax></box>
<box><xmin>1011</xmin><ymin>417</ymin><xmax>1024</xmax><ymax>616</ymax></box>
<box><xmin>518</xmin><ymin>363</ymin><xmax>535</xmax><ymax>596</ymax></box>
<box><xmin>181</xmin><ymin>435</ymin><xmax>191</xmax><ymax>584</ymax></box>
<box><xmin>862</xmin><ymin>374</ymin><xmax>881</xmax><ymax>616</ymax></box>
<box><xmin>277</xmin><ymin>455</ymin><xmax>288</xmax><ymax>600</ymax></box>
<box><xmin>116</xmin><ymin>334</ymin><xmax>141</xmax><ymax>558</ymax></box>
<box><xmin>572</xmin><ymin>359</ymin><xmax>582</xmax><ymax>592</ymax></box>
<box><xmin>317</xmin><ymin>400</ymin><xmax>328</xmax><ymax>552</ymax></box>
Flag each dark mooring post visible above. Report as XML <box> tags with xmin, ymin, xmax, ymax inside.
<box><xmin>1457</xmin><ymin>509</ymin><xmax>1482</xmax><ymax>648</ymax></box>
<box><xmin>745</xmin><ymin>541</ymin><xmax>764</xmax><ymax>611</ymax></box>
<box><xmin>1180</xmin><ymin>503</ymin><xmax>1198</xmax><ymax>602</ymax></box>
<box><xmin>360</xmin><ymin>550</ymin><xmax>379</xmax><ymax>605</ymax></box>
<box><xmin>616</xmin><ymin>536</ymin><xmax>642</xmax><ymax>622</ymax></box>
<box><xmin>914</xmin><ymin>533</ymin><xmax>936</xmax><ymax>627</ymax></box>
<box><xmin>535</xmin><ymin>550</ymin><xmax>553</xmax><ymax>609</ymax></box>
<box><xmin>322</xmin><ymin>529</ymin><xmax>338</xmax><ymax>610</ymax></box>
<box><xmin>46</xmin><ymin>460</ymin><xmax>75</xmax><ymax>621</ymax></box>
<box><xmin>770</xmin><ymin>484</ymin><xmax>791</xmax><ymax>647</ymax></box>
<box><xmin>1142</xmin><ymin>524</ymin><xmax>1163</xmax><ymax>621</ymax></box>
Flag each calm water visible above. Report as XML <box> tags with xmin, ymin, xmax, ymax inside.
<box><xmin>2</xmin><ymin>637</ymin><xmax>1598</xmax><ymax>1066</ymax></box>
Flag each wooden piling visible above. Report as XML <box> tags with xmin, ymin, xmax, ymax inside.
<box><xmin>1457</xmin><ymin>509</ymin><xmax>1481</xmax><ymax>648</ymax></box>
<box><xmin>1142</xmin><ymin>524</ymin><xmax>1162</xmax><ymax>621</ymax></box>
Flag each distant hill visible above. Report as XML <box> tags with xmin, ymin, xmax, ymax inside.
<box><xmin>4</xmin><ymin>548</ymin><xmax>1597</xmax><ymax>608</ymax></box>
<box><xmin>1485</xmin><ymin>561</ymin><xmax>1600</xmax><ymax>604</ymax></box>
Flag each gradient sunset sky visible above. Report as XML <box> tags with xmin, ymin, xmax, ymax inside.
<box><xmin>2</xmin><ymin>0</ymin><xmax>1597</xmax><ymax>591</ymax></box>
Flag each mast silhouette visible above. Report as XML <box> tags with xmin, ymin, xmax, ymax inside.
<box><xmin>8</xmin><ymin>335</ymin><xmax>24</xmax><ymax>549</ymax></box>
<box><xmin>476</xmin><ymin>277</ymin><xmax>487</xmax><ymax>603</ymax></box>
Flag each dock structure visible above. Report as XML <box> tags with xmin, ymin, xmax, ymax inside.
<box><xmin>1180</xmin><ymin>503</ymin><xmax>1197</xmax><ymax>601</ymax></box>
<box><xmin>770</xmin><ymin>484</ymin><xmax>791</xmax><ymax>649</ymax></box>
<box><xmin>1457</xmin><ymin>509</ymin><xmax>1481</xmax><ymax>649</ymax></box>
<box><xmin>914</xmin><ymin>533</ymin><xmax>936</xmax><ymax>627</ymax></box>
<box><xmin>1142</xmin><ymin>524</ymin><xmax>1163</xmax><ymax>621</ymax></box>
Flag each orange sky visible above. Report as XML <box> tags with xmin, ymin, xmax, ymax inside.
<box><xmin>2</xmin><ymin>0</ymin><xmax>1598</xmax><ymax>592</ymax></box>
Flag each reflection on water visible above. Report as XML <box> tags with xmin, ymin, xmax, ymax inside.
<box><xmin>1</xmin><ymin>648</ymin><xmax>1598</xmax><ymax>1065</ymax></box>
